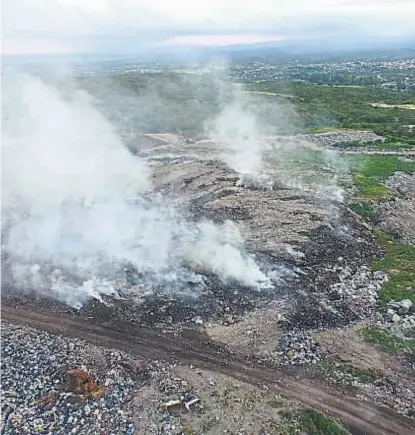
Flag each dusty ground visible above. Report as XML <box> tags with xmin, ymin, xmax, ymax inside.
<box><xmin>314</xmin><ymin>325</ymin><xmax>403</xmax><ymax>373</ymax></box>
<box><xmin>205</xmin><ymin>300</ymin><xmax>285</xmax><ymax>354</ymax></box>
<box><xmin>129</xmin><ymin>363</ymin><xmax>299</xmax><ymax>435</ymax></box>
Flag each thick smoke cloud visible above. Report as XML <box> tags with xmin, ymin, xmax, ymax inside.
<box><xmin>1</xmin><ymin>74</ymin><xmax>272</xmax><ymax>307</ymax></box>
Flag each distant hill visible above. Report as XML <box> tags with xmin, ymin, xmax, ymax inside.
<box><xmin>198</xmin><ymin>35</ymin><xmax>415</xmax><ymax>62</ymax></box>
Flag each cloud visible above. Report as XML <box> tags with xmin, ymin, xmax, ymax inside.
<box><xmin>2</xmin><ymin>0</ymin><xmax>414</xmax><ymax>55</ymax></box>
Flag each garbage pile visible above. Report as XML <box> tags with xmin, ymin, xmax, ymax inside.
<box><xmin>1</xmin><ymin>323</ymin><xmax>138</xmax><ymax>434</ymax></box>
<box><xmin>276</xmin><ymin>331</ymin><xmax>322</xmax><ymax>365</ymax></box>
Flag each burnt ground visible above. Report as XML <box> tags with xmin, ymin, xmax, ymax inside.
<box><xmin>2</xmin><ymin>218</ymin><xmax>378</xmax><ymax>331</ymax></box>
<box><xmin>2</xmin><ymin>157</ymin><xmax>414</xmax><ymax>434</ymax></box>
<box><xmin>2</xmin><ymin>160</ymin><xmax>380</xmax><ymax>330</ymax></box>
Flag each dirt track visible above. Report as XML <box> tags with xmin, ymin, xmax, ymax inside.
<box><xmin>2</xmin><ymin>305</ymin><xmax>414</xmax><ymax>435</ymax></box>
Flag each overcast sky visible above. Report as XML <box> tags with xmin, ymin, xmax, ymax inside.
<box><xmin>2</xmin><ymin>0</ymin><xmax>415</xmax><ymax>55</ymax></box>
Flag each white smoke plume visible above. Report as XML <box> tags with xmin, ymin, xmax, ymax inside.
<box><xmin>1</xmin><ymin>73</ymin><xmax>272</xmax><ymax>307</ymax></box>
<box><xmin>207</xmin><ymin>83</ymin><xmax>347</xmax><ymax>203</ymax></box>
<box><xmin>209</xmin><ymin>102</ymin><xmax>264</xmax><ymax>175</ymax></box>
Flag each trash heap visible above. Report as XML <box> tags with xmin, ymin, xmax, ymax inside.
<box><xmin>276</xmin><ymin>331</ymin><xmax>322</xmax><ymax>365</ymax></box>
<box><xmin>1</xmin><ymin>323</ymin><xmax>138</xmax><ymax>434</ymax></box>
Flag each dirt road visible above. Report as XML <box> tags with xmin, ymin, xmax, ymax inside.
<box><xmin>2</xmin><ymin>305</ymin><xmax>414</xmax><ymax>435</ymax></box>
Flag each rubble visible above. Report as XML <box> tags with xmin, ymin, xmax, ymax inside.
<box><xmin>383</xmin><ymin>311</ymin><xmax>415</xmax><ymax>334</ymax></box>
<box><xmin>376</xmin><ymin>173</ymin><xmax>415</xmax><ymax>244</ymax></box>
<box><xmin>388</xmin><ymin>299</ymin><xmax>413</xmax><ymax>315</ymax></box>
<box><xmin>385</xmin><ymin>172</ymin><xmax>415</xmax><ymax>197</ymax></box>
<box><xmin>291</xmin><ymin>131</ymin><xmax>385</xmax><ymax>148</ymax></box>
<box><xmin>359</xmin><ymin>378</ymin><xmax>415</xmax><ymax>418</ymax></box>
<box><xmin>327</xmin><ymin>265</ymin><xmax>388</xmax><ymax>317</ymax></box>
<box><xmin>276</xmin><ymin>331</ymin><xmax>322</xmax><ymax>365</ymax></box>
<box><xmin>66</xmin><ymin>369</ymin><xmax>106</xmax><ymax>400</ymax></box>
<box><xmin>1</xmin><ymin>323</ymin><xmax>139</xmax><ymax>434</ymax></box>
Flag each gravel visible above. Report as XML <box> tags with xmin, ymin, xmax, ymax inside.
<box><xmin>1</xmin><ymin>323</ymin><xmax>140</xmax><ymax>434</ymax></box>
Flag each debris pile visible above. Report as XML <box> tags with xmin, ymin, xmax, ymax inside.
<box><xmin>127</xmin><ymin>363</ymin><xmax>203</xmax><ymax>434</ymax></box>
<box><xmin>1</xmin><ymin>323</ymin><xmax>138</xmax><ymax>434</ymax></box>
<box><xmin>385</xmin><ymin>172</ymin><xmax>415</xmax><ymax>196</ymax></box>
<box><xmin>161</xmin><ymin>393</ymin><xmax>200</xmax><ymax>413</ymax></box>
<box><xmin>360</xmin><ymin>377</ymin><xmax>415</xmax><ymax>418</ymax></box>
<box><xmin>294</xmin><ymin>131</ymin><xmax>384</xmax><ymax>148</ymax></box>
<box><xmin>66</xmin><ymin>369</ymin><xmax>106</xmax><ymax>400</ymax></box>
<box><xmin>383</xmin><ymin>299</ymin><xmax>415</xmax><ymax>335</ymax></box>
<box><xmin>378</xmin><ymin>172</ymin><xmax>415</xmax><ymax>244</ymax></box>
<box><xmin>327</xmin><ymin>266</ymin><xmax>388</xmax><ymax>317</ymax></box>
<box><xmin>276</xmin><ymin>331</ymin><xmax>322</xmax><ymax>365</ymax></box>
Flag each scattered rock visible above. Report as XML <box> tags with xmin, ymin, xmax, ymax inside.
<box><xmin>392</xmin><ymin>313</ymin><xmax>401</xmax><ymax>323</ymax></box>
<box><xmin>388</xmin><ymin>299</ymin><xmax>413</xmax><ymax>315</ymax></box>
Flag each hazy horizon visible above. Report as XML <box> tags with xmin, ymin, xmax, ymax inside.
<box><xmin>2</xmin><ymin>0</ymin><xmax>415</xmax><ymax>56</ymax></box>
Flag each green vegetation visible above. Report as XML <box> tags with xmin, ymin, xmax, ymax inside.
<box><xmin>348</xmin><ymin>203</ymin><xmax>378</xmax><ymax>222</ymax></box>
<box><xmin>268</xmin><ymin>397</ymin><xmax>285</xmax><ymax>408</ymax></box>
<box><xmin>374</xmin><ymin>140</ymin><xmax>415</xmax><ymax>150</ymax></box>
<box><xmin>358</xmin><ymin>156</ymin><xmax>415</xmax><ymax>178</ymax></box>
<box><xmin>337</xmin><ymin>137</ymin><xmax>415</xmax><ymax>149</ymax></box>
<box><xmin>319</xmin><ymin>358</ymin><xmax>379</xmax><ymax>383</ymax></box>
<box><xmin>77</xmin><ymin>73</ymin><xmax>415</xmax><ymax>138</ymax></box>
<box><xmin>373</xmin><ymin>232</ymin><xmax>415</xmax><ymax>303</ymax></box>
<box><xmin>349</xmin><ymin>155</ymin><xmax>415</xmax><ymax>198</ymax></box>
<box><xmin>361</xmin><ymin>327</ymin><xmax>414</xmax><ymax>354</ymax></box>
<box><xmin>353</xmin><ymin>173</ymin><xmax>391</xmax><ymax>198</ymax></box>
<box><xmin>297</xmin><ymin>409</ymin><xmax>347</xmax><ymax>435</ymax></box>
<box><xmin>248</xmin><ymin>81</ymin><xmax>415</xmax><ymax>136</ymax></box>
<box><xmin>279</xmin><ymin>408</ymin><xmax>347</xmax><ymax>435</ymax></box>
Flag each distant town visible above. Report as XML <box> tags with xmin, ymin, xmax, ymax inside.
<box><xmin>229</xmin><ymin>57</ymin><xmax>415</xmax><ymax>91</ymax></box>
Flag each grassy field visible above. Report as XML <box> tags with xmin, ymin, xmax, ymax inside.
<box><xmin>247</xmin><ymin>81</ymin><xmax>415</xmax><ymax>134</ymax></box>
<box><xmin>280</xmin><ymin>408</ymin><xmax>347</xmax><ymax>435</ymax></box>
<box><xmin>348</xmin><ymin>155</ymin><xmax>415</xmax><ymax>198</ymax></box>
<box><xmin>373</xmin><ymin>232</ymin><xmax>415</xmax><ymax>304</ymax></box>
<box><xmin>361</xmin><ymin>327</ymin><xmax>414</xmax><ymax>354</ymax></box>
<box><xmin>345</xmin><ymin>155</ymin><xmax>414</xmax><ymax>305</ymax></box>
<box><xmin>348</xmin><ymin>202</ymin><xmax>379</xmax><ymax>222</ymax></box>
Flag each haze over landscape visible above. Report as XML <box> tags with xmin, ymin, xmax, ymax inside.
<box><xmin>3</xmin><ymin>0</ymin><xmax>415</xmax><ymax>55</ymax></box>
<box><xmin>1</xmin><ymin>1</ymin><xmax>415</xmax><ymax>435</ymax></box>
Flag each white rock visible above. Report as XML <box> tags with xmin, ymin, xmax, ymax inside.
<box><xmin>193</xmin><ymin>316</ymin><xmax>204</xmax><ymax>325</ymax></box>
<box><xmin>374</xmin><ymin>271</ymin><xmax>388</xmax><ymax>281</ymax></box>
<box><xmin>389</xmin><ymin>299</ymin><xmax>413</xmax><ymax>314</ymax></box>
<box><xmin>386</xmin><ymin>308</ymin><xmax>395</xmax><ymax>318</ymax></box>
<box><xmin>392</xmin><ymin>313</ymin><xmax>401</xmax><ymax>323</ymax></box>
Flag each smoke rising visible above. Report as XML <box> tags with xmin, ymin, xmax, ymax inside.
<box><xmin>206</xmin><ymin>81</ymin><xmax>347</xmax><ymax>204</ymax></box>
<box><xmin>209</xmin><ymin>102</ymin><xmax>264</xmax><ymax>175</ymax></box>
<box><xmin>1</xmin><ymin>73</ymin><xmax>273</xmax><ymax>307</ymax></box>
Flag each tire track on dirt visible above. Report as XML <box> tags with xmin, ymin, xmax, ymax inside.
<box><xmin>2</xmin><ymin>305</ymin><xmax>414</xmax><ymax>435</ymax></box>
